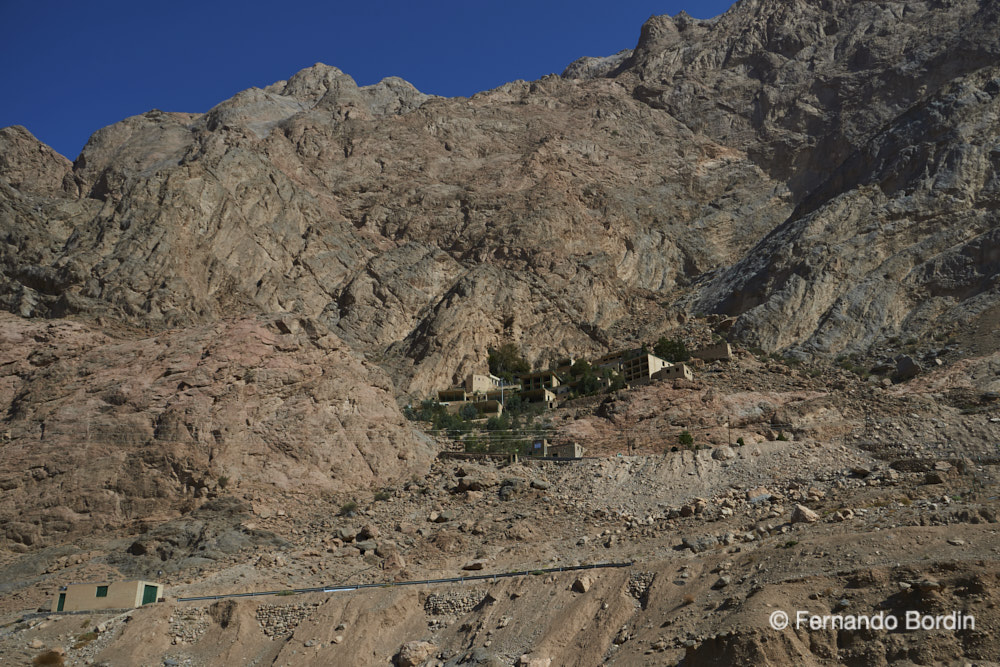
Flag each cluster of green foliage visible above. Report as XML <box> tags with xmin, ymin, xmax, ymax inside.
<box><xmin>654</xmin><ymin>337</ymin><xmax>689</xmax><ymax>363</ymax></box>
<box><xmin>678</xmin><ymin>430</ymin><xmax>694</xmax><ymax>446</ymax></box>
<box><xmin>569</xmin><ymin>359</ymin><xmax>604</xmax><ymax>395</ymax></box>
<box><xmin>406</xmin><ymin>390</ymin><xmax>551</xmax><ymax>456</ymax></box>
<box><xmin>488</xmin><ymin>343</ymin><xmax>531</xmax><ymax>382</ymax></box>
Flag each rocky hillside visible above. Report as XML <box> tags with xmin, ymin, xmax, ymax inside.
<box><xmin>3</xmin><ymin>0</ymin><xmax>997</xmax><ymax>398</ymax></box>
<box><xmin>0</xmin><ymin>312</ymin><xmax>433</xmax><ymax>551</ymax></box>
<box><xmin>1</xmin><ymin>2</ymin><xmax>1000</xmax><ymax>663</ymax></box>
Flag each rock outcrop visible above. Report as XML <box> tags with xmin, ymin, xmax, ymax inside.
<box><xmin>2</xmin><ymin>0</ymin><xmax>1000</xmax><ymax>552</ymax></box>
<box><xmin>0</xmin><ymin>312</ymin><xmax>433</xmax><ymax>549</ymax></box>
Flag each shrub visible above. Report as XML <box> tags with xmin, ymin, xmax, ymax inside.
<box><xmin>678</xmin><ymin>430</ymin><xmax>694</xmax><ymax>446</ymax></box>
<box><xmin>32</xmin><ymin>651</ymin><xmax>65</xmax><ymax>666</ymax></box>
<box><xmin>735</xmin><ymin>437</ymin><xmax>745</xmax><ymax>447</ymax></box>
<box><xmin>654</xmin><ymin>337</ymin><xmax>690</xmax><ymax>363</ymax></box>
<box><xmin>488</xmin><ymin>343</ymin><xmax>530</xmax><ymax>382</ymax></box>
<box><xmin>374</xmin><ymin>490</ymin><xmax>392</xmax><ymax>502</ymax></box>
<box><xmin>217</xmin><ymin>475</ymin><xmax>230</xmax><ymax>489</ymax></box>
<box><xmin>339</xmin><ymin>501</ymin><xmax>358</xmax><ymax>516</ymax></box>
<box><xmin>776</xmin><ymin>432</ymin><xmax>789</xmax><ymax>441</ymax></box>
<box><xmin>682</xmin><ymin>593</ymin><xmax>696</xmax><ymax>606</ymax></box>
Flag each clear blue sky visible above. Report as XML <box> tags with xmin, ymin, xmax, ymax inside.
<box><xmin>1</xmin><ymin>0</ymin><xmax>736</xmax><ymax>160</ymax></box>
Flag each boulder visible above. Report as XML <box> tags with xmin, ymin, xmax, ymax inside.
<box><xmin>397</xmin><ymin>641</ymin><xmax>437</xmax><ymax>667</ymax></box>
<box><xmin>791</xmin><ymin>504</ymin><xmax>819</xmax><ymax>523</ymax></box>
<box><xmin>572</xmin><ymin>575</ymin><xmax>593</xmax><ymax>593</ymax></box>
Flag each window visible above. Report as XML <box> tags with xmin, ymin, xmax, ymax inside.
<box><xmin>96</xmin><ymin>586</ymin><xmax>108</xmax><ymax>598</ymax></box>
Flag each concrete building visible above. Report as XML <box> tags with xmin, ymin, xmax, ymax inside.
<box><xmin>550</xmin><ymin>442</ymin><xmax>586</xmax><ymax>458</ymax></box>
<box><xmin>464</xmin><ymin>373</ymin><xmax>503</xmax><ymax>395</ymax></box>
<box><xmin>529</xmin><ymin>440</ymin><xmax>585</xmax><ymax>459</ymax></box>
<box><xmin>621</xmin><ymin>353</ymin><xmax>671</xmax><ymax>384</ymax></box>
<box><xmin>54</xmin><ymin>580</ymin><xmax>163</xmax><ymax>612</ymax></box>
<box><xmin>692</xmin><ymin>342</ymin><xmax>733</xmax><ymax>361</ymax></box>
<box><xmin>519</xmin><ymin>371</ymin><xmax>561</xmax><ymax>406</ymax></box>
<box><xmin>594</xmin><ymin>351</ymin><xmax>624</xmax><ymax>374</ymax></box>
<box><xmin>443</xmin><ymin>399</ymin><xmax>504</xmax><ymax>419</ymax></box>
<box><xmin>521</xmin><ymin>387</ymin><xmax>557</xmax><ymax>408</ymax></box>
<box><xmin>437</xmin><ymin>387</ymin><xmax>468</xmax><ymax>403</ymax></box>
<box><xmin>653</xmin><ymin>362</ymin><xmax>694</xmax><ymax>381</ymax></box>
<box><xmin>519</xmin><ymin>370</ymin><xmax>561</xmax><ymax>392</ymax></box>
<box><xmin>530</xmin><ymin>438</ymin><xmax>550</xmax><ymax>457</ymax></box>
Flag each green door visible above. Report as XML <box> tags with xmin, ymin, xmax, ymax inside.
<box><xmin>57</xmin><ymin>593</ymin><xmax>65</xmax><ymax>612</ymax></box>
<box><xmin>141</xmin><ymin>585</ymin><xmax>158</xmax><ymax>605</ymax></box>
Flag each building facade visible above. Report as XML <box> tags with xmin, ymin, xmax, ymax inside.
<box><xmin>621</xmin><ymin>353</ymin><xmax>672</xmax><ymax>384</ymax></box>
<box><xmin>54</xmin><ymin>580</ymin><xmax>163</xmax><ymax>612</ymax></box>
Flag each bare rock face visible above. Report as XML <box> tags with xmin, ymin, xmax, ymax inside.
<box><xmin>0</xmin><ymin>126</ymin><xmax>76</xmax><ymax>197</ymax></box>
<box><xmin>0</xmin><ymin>0</ymin><xmax>993</xmax><ymax>390</ymax></box>
<box><xmin>0</xmin><ymin>0</ymin><xmax>999</xmax><ymax>553</ymax></box>
<box><xmin>0</xmin><ymin>312</ymin><xmax>432</xmax><ymax>549</ymax></box>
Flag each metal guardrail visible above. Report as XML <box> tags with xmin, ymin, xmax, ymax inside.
<box><xmin>176</xmin><ymin>561</ymin><xmax>634</xmax><ymax>603</ymax></box>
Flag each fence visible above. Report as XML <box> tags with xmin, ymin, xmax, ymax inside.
<box><xmin>176</xmin><ymin>561</ymin><xmax>634</xmax><ymax>603</ymax></box>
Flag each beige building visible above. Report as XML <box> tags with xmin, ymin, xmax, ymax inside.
<box><xmin>54</xmin><ymin>580</ymin><xmax>163</xmax><ymax>612</ymax></box>
<box><xmin>519</xmin><ymin>371</ymin><xmax>561</xmax><ymax>406</ymax></box>
<box><xmin>621</xmin><ymin>353</ymin><xmax>671</xmax><ymax>384</ymax></box>
<box><xmin>529</xmin><ymin>440</ymin><xmax>585</xmax><ymax>459</ymax></box>
<box><xmin>550</xmin><ymin>442</ymin><xmax>586</xmax><ymax>458</ymax></box>
<box><xmin>653</xmin><ymin>362</ymin><xmax>693</xmax><ymax>381</ymax></box>
<box><xmin>519</xmin><ymin>370</ymin><xmax>561</xmax><ymax>392</ymax></box>
<box><xmin>442</xmin><ymin>398</ymin><xmax>504</xmax><ymax>419</ymax></box>
<box><xmin>692</xmin><ymin>342</ymin><xmax>733</xmax><ymax>361</ymax></box>
<box><xmin>438</xmin><ymin>387</ymin><xmax>468</xmax><ymax>402</ymax></box>
<box><xmin>594</xmin><ymin>351</ymin><xmax>624</xmax><ymax>374</ymax></box>
<box><xmin>464</xmin><ymin>373</ymin><xmax>503</xmax><ymax>395</ymax></box>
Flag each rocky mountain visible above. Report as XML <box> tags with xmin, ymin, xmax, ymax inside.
<box><xmin>1</xmin><ymin>2</ymin><xmax>1000</xmax><ymax>662</ymax></box>
<box><xmin>3</xmin><ymin>1</ymin><xmax>999</xmax><ymax>402</ymax></box>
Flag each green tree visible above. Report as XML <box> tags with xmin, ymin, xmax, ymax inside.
<box><xmin>678</xmin><ymin>430</ymin><xmax>694</xmax><ymax>446</ymax></box>
<box><xmin>654</xmin><ymin>337</ymin><xmax>690</xmax><ymax>363</ymax></box>
<box><xmin>459</xmin><ymin>403</ymin><xmax>479</xmax><ymax>421</ymax></box>
<box><xmin>485</xmin><ymin>415</ymin><xmax>510</xmax><ymax>431</ymax></box>
<box><xmin>488</xmin><ymin>343</ymin><xmax>531</xmax><ymax>382</ymax></box>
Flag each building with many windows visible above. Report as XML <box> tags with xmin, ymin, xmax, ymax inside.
<box><xmin>620</xmin><ymin>353</ymin><xmax>672</xmax><ymax>384</ymax></box>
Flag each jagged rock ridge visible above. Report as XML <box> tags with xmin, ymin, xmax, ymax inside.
<box><xmin>3</xmin><ymin>1</ymin><xmax>998</xmax><ymax>397</ymax></box>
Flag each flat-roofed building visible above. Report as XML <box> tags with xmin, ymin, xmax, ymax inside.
<box><xmin>443</xmin><ymin>399</ymin><xmax>504</xmax><ymax>418</ymax></box>
<box><xmin>550</xmin><ymin>442</ymin><xmax>586</xmax><ymax>459</ymax></box>
<box><xmin>521</xmin><ymin>387</ymin><xmax>557</xmax><ymax>408</ymax></box>
<box><xmin>594</xmin><ymin>351</ymin><xmax>624</xmax><ymax>373</ymax></box>
<box><xmin>653</xmin><ymin>362</ymin><xmax>693</xmax><ymax>381</ymax></box>
<box><xmin>692</xmin><ymin>342</ymin><xmax>733</xmax><ymax>361</ymax></box>
<box><xmin>438</xmin><ymin>387</ymin><xmax>468</xmax><ymax>402</ymax></box>
<box><xmin>518</xmin><ymin>371</ymin><xmax>561</xmax><ymax>407</ymax></box>
<box><xmin>519</xmin><ymin>370</ymin><xmax>561</xmax><ymax>393</ymax></box>
<box><xmin>53</xmin><ymin>580</ymin><xmax>163</xmax><ymax>612</ymax></box>
<box><xmin>621</xmin><ymin>353</ymin><xmax>671</xmax><ymax>384</ymax></box>
<box><xmin>464</xmin><ymin>373</ymin><xmax>503</xmax><ymax>395</ymax></box>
